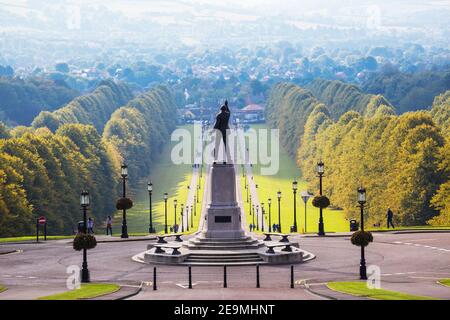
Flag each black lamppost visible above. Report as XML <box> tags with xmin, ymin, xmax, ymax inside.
<box><xmin>256</xmin><ymin>204</ymin><xmax>259</xmax><ymax>230</ymax></box>
<box><xmin>186</xmin><ymin>205</ymin><xmax>190</xmax><ymax>231</ymax></box>
<box><xmin>197</xmin><ymin>184</ymin><xmax>200</xmax><ymax>202</ymax></box>
<box><xmin>277</xmin><ymin>191</ymin><xmax>282</xmax><ymax>232</ymax></box>
<box><xmin>292</xmin><ymin>180</ymin><xmax>298</xmax><ymax>232</ymax></box>
<box><xmin>164</xmin><ymin>193</ymin><xmax>168</xmax><ymax>233</ymax></box>
<box><xmin>358</xmin><ymin>187</ymin><xmax>367</xmax><ymax>280</ymax></box>
<box><xmin>120</xmin><ymin>164</ymin><xmax>129</xmax><ymax>239</ymax></box>
<box><xmin>249</xmin><ymin>194</ymin><xmax>252</xmax><ymax>218</ymax></box>
<box><xmin>261</xmin><ymin>203</ymin><xmax>265</xmax><ymax>232</ymax></box>
<box><xmin>190</xmin><ymin>205</ymin><xmax>194</xmax><ymax>228</ymax></box>
<box><xmin>173</xmin><ymin>199</ymin><xmax>178</xmax><ymax>232</ymax></box>
<box><xmin>317</xmin><ymin>161</ymin><xmax>325</xmax><ymax>236</ymax></box>
<box><xmin>181</xmin><ymin>203</ymin><xmax>184</xmax><ymax>232</ymax></box>
<box><xmin>80</xmin><ymin>190</ymin><xmax>90</xmax><ymax>283</ymax></box>
<box><xmin>245</xmin><ymin>179</ymin><xmax>249</xmax><ymax>203</ymax></box>
<box><xmin>268</xmin><ymin>198</ymin><xmax>272</xmax><ymax>232</ymax></box>
<box><xmin>252</xmin><ymin>203</ymin><xmax>255</xmax><ymax>227</ymax></box>
<box><xmin>148</xmin><ymin>181</ymin><xmax>155</xmax><ymax>233</ymax></box>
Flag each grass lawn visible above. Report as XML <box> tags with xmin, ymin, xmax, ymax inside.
<box><xmin>114</xmin><ymin>124</ymin><xmax>203</xmax><ymax>234</ymax></box>
<box><xmin>0</xmin><ymin>285</ymin><xmax>6</xmax><ymax>293</ymax></box>
<box><xmin>241</xmin><ymin>124</ymin><xmax>348</xmax><ymax>234</ymax></box>
<box><xmin>37</xmin><ymin>283</ymin><xmax>120</xmax><ymax>300</ymax></box>
<box><xmin>0</xmin><ymin>235</ymin><xmax>74</xmax><ymax>243</ymax></box>
<box><xmin>438</xmin><ymin>279</ymin><xmax>450</xmax><ymax>287</ymax></box>
<box><xmin>327</xmin><ymin>281</ymin><xmax>436</xmax><ymax>300</ymax></box>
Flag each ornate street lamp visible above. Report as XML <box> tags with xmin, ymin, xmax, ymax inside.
<box><xmin>256</xmin><ymin>204</ymin><xmax>259</xmax><ymax>230</ymax></box>
<box><xmin>261</xmin><ymin>203</ymin><xmax>265</xmax><ymax>232</ymax></box>
<box><xmin>358</xmin><ymin>187</ymin><xmax>367</xmax><ymax>280</ymax></box>
<box><xmin>173</xmin><ymin>199</ymin><xmax>178</xmax><ymax>233</ymax></box>
<box><xmin>277</xmin><ymin>191</ymin><xmax>282</xmax><ymax>232</ymax></box>
<box><xmin>120</xmin><ymin>163</ymin><xmax>129</xmax><ymax>238</ymax></box>
<box><xmin>245</xmin><ymin>179</ymin><xmax>249</xmax><ymax>203</ymax></box>
<box><xmin>181</xmin><ymin>203</ymin><xmax>184</xmax><ymax>232</ymax></box>
<box><xmin>317</xmin><ymin>161</ymin><xmax>325</xmax><ymax>236</ymax></box>
<box><xmin>197</xmin><ymin>184</ymin><xmax>200</xmax><ymax>202</ymax></box>
<box><xmin>164</xmin><ymin>193</ymin><xmax>168</xmax><ymax>233</ymax></box>
<box><xmin>292</xmin><ymin>180</ymin><xmax>298</xmax><ymax>232</ymax></box>
<box><xmin>148</xmin><ymin>181</ymin><xmax>155</xmax><ymax>233</ymax></box>
<box><xmin>190</xmin><ymin>205</ymin><xmax>194</xmax><ymax>228</ymax></box>
<box><xmin>252</xmin><ymin>203</ymin><xmax>255</xmax><ymax>227</ymax></box>
<box><xmin>268</xmin><ymin>198</ymin><xmax>272</xmax><ymax>232</ymax></box>
<box><xmin>80</xmin><ymin>190</ymin><xmax>90</xmax><ymax>283</ymax></box>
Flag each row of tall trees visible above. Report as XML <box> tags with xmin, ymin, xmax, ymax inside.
<box><xmin>0</xmin><ymin>77</ymin><xmax>79</xmax><ymax>126</ymax></box>
<box><xmin>31</xmin><ymin>80</ymin><xmax>133</xmax><ymax>132</ymax></box>
<box><xmin>266</xmin><ymin>83</ymin><xmax>450</xmax><ymax>226</ymax></box>
<box><xmin>0</xmin><ymin>84</ymin><xmax>176</xmax><ymax>236</ymax></box>
<box><xmin>0</xmin><ymin>125</ymin><xmax>117</xmax><ymax>236</ymax></box>
<box><xmin>103</xmin><ymin>86</ymin><xmax>177</xmax><ymax>183</ymax></box>
<box><xmin>307</xmin><ymin>79</ymin><xmax>393</xmax><ymax>119</ymax></box>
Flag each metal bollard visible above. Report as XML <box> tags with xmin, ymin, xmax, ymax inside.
<box><xmin>188</xmin><ymin>266</ymin><xmax>192</xmax><ymax>289</ymax></box>
<box><xmin>290</xmin><ymin>265</ymin><xmax>294</xmax><ymax>289</ymax></box>
<box><xmin>256</xmin><ymin>264</ymin><xmax>260</xmax><ymax>288</ymax></box>
<box><xmin>153</xmin><ymin>267</ymin><xmax>157</xmax><ymax>291</ymax></box>
<box><xmin>224</xmin><ymin>266</ymin><xmax>227</xmax><ymax>288</ymax></box>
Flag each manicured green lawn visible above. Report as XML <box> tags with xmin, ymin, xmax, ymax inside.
<box><xmin>115</xmin><ymin>124</ymin><xmax>203</xmax><ymax>234</ymax></box>
<box><xmin>37</xmin><ymin>283</ymin><xmax>120</xmax><ymax>300</ymax></box>
<box><xmin>438</xmin><ymin>279</ymin><xmax>450</xmax><ymax>287</ymax></box>
<box><xmin>241</xmin><ymin>124</ymin><xmax>348</xmax><ymax>233</ymax></box>
<box><xmin>0</xmin><ymin>235</ymin><xmax>74</xmax><ymax>243</ymax></box>
<box><xmin>327</xmin><ymin>281</ymin><xmax>436</xmax><ymax>300</ymax></box>
<box><xmin>0</xmin><ymin>285</ymin><xmax>6</xmax><ymax>293</ymax></box>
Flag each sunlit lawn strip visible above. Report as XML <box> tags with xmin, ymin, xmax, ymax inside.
<box><xmin>37</xmin><ymin>283</ymin><xmax>120</xmax><ymax>300</ymax></box>
<box><xmin>244</xmin><ymin>124</ymin><xmax>348</xmax><ymax>233</ymax></box>
<box><xmin>327</xmin><ymin>281</ymin><xmax>436</xmax><ymax>300</ymax></box>
<box><xmin>121</xmin><ymin>124</ymin><xmax>203</xmax><ymax>234</ymax></box>
<box><xmin>438</xmin><ymin>279</ymin><xmax>450</xmax><ymax>287</ymax></box>
<box><xmin>0</xmin><ymin>235</ymin><xmax>73</xmax><ymax>243</ymax></box>
<box><xmin>0</xmin><ymin>285</ymin><xmax>6</xmax><ymax>293</ymax></box>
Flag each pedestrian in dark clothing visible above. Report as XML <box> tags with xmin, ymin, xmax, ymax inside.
<box><xmin>87</xmin><ymin>217</ymin><xmax>94</xmax><ymax>234</ymax></box>
<box><xmin>249</xmin><ymin>224</ymin><xmax>253</xmax><ymax>232</ymax></box>
<box><xmin>387</xmin><ymin>208</ymin><xmax>395</xmax><ymax>229</ymax></box>
<box><xmin>106</xmin><ymin>216</ymin><xmax>112</xmax><ymax>235</ymax></box>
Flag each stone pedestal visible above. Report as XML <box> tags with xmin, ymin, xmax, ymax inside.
<box><xmin>202</xmin><ymin>163</ymin><xmax>245</xmax><ymax>239</ymax></box>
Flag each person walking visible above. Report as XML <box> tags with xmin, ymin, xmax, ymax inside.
<box><xmin>386</xmin><ymin>208</ymin><xmax>395</xmax><ymax>229</ymax></box>
<box><xmin>87</xmin><ymin>217</ymin><xmax>94</xmax><ymax>234</ymax></box>
<box><xmin>106</xmin><ymin>216</ymin><xmax>112</xmax><ymax>236</ymax></box>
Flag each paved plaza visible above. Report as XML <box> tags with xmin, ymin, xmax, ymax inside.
<box><xmin>1</xmin><ymin>231</ymin><xmax>449</xmax><ymax>300</ymax></box>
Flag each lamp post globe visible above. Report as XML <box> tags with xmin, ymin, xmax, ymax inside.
<box><xmin>80</xmin><ymin>190</ymin><xmax>90</xmax><ymax>283</ymax></box>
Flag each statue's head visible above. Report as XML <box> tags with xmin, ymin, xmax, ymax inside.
<box><xmin>220</xmin><ymin>105</ymin><xmax>227</xmax><ymax>112</ymax></box>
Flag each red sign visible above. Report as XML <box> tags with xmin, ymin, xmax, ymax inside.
<box><xmin>38</xmin><ymin>216</ymin><xmax>46</xmax><ymax>225</ymax></box>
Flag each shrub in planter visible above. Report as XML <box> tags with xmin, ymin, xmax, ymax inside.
<box><xmin>350</xmin><ymin>230</ymin><xmax>373</xmax><ymax>247</ymax></box>
<box><xmin>116</xmin><ymin>197</ymin><xmax>133</xmax><ymax>210</ymax></box>
<box><xmin>312</xmin><ymin>195</ymin><xmax>330</xmax><ymax>209</ymax></box>
<box><xmin>73</xmin><ymin>233</ymin><xmax>97</xmax><ymax>251</ymax></box>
